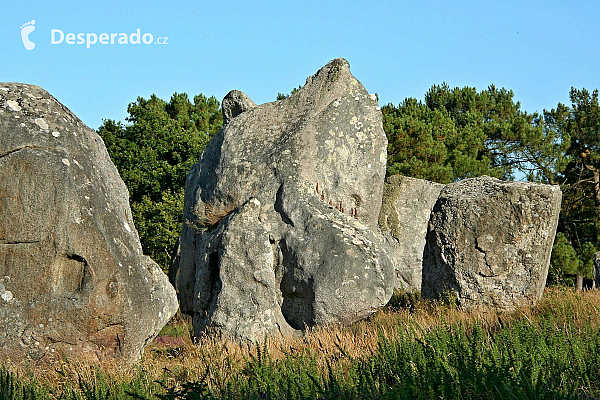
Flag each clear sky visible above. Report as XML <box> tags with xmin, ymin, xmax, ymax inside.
<box><xmin>2</xmin><ymin>0</ymin><xmax>599</xmax><ymax>130</ymax></box>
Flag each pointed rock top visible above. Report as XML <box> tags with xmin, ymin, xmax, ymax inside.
<box><xmin>280</xmin><ymin>58</ymin><xmax>369</xmax><ymax>116</ymax></box>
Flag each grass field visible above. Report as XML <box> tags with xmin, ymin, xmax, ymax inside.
<box><xmin>2</xmin><ymin>287</ymin><xmax>600</xmax><ymax>399</ymax></box>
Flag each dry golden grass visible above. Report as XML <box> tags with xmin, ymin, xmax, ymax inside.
<box><xmin>7</xmin><ymin>287</ymin><xmax>600</xmax><ymax>393</ymax></box>
<box><xmin>201</xmin><ymin>199</ymin><xmax>239</xmax><ymax>227</ymax></box>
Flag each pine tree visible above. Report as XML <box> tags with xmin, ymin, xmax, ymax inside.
<box><xmin>382</xmin><ymin>83</ymin><xmax>542</xmax><ymax>183</ymax></box>
<box><xmin>544</xmin><ymin>88</ymin><xmax>600</xmax><ymax>290</ymax></box>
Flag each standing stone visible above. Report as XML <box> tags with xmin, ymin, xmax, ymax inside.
<box><xmin>176</xmin><ymin>59</ymin><xmax>394</xmax><ymax>341</ymax></box>
<box><xmin>379</xmin><ymin>175</ymin><xmax>444</xmax><ymax>291</ymax></box>
<box><xmin>422</xmin><ymin>176</ymin><xmax>561</xmax><ymax>309</ymax></box>
<box><xmin>191</xmin><ymin>198</ymin><xmax>295</xmax><ymax>340</ymax></box>
<box><xmin>0</xmin><ymin>83</ymin><xmax>178</xmax><ymax>363</ymax></box>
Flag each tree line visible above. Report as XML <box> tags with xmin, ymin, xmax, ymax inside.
<box><xmin>98</xmin><ymin>84</ymin><xmax>600</xmax><ymax>291</ymax></box>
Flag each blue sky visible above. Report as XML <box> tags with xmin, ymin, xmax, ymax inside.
<box><xmin>2</xmin><ymin>0</ymin><xmax>599</xmax><ymax>130</ymax></box>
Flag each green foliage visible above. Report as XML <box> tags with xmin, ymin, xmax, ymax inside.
<box><xmin>157</xmin><ymin>316</ymin><xmax>193</xmax><ymax>339</ymax></box>
<box><xmin>69</xmin><ymin>373</ymin><xmax>113</xmax><ymax>400</ymax></box>
<box><xmin>154</xmin><ymin>317</ymin><xmax>600</xmax><ymax>399</ymax></box>
<box><xmin>0</xmin><ymin>368</ymin><xmax>47</xmax><ymax>400</ymax></box>
<box><xmin>549</xmin><ymin>233</ymin><xmax>579</xmax><ymax>286</ymax></box>
<box><xmin>276</xmin><ymin>85</ymin><xmax>302</xmax><ymax>100</ymax></box>
<box><xmin>543</xmin><ymin>88</ymin><xmax>600</xmax><ymax>285</ymax></box>
<box><xmin>154</xmin><ymin>372</ymin><xmax>210</xmax><ymax>400</ymax></box>
<box><xmin>382</xmin><ymin>83</ymin><xmax>542</xmax><ymax>183</ymax></box>
<box><xmin>98</xmin><ymin>93</ymin><xmax>222</xmax><ymax>271</ymax></box>
<box><xmin>386</xmin><ymin>289</ymin><xmax>423</xmax><ymax>310</ymax></box>
<box><xmin>57</xmin><ymin>367</ymin><xmax>158</xmax><ymax>400</ymax></box>
<box><xmin>579</xmin><ymin>241</ymin><xmax>597</xmax><ymax>279</ymax></box>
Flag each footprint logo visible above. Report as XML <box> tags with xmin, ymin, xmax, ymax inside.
<box><xmin>20</xmin><ymin>20</ymin><xmax>36</xmax><ymax>50</ymax></box>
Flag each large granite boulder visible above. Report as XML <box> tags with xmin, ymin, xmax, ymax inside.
<box><xmin>0</xmin><ymin>83</ymin><xmax>178</xmax><ymax>363</ymax></box>
<box><xmin>422</xmin><ymin>176</ymin><xmax>561</xmax><ymax>308</ymax></box>
<box><xmin>379</xmin><ymin>175</ymin><xmax>444</xmax><ymax>291</ymax></box>
<box><xmin>175</xmin><ymin>58</ymin><xmax>394</xmax><ymax>341</ymax></box>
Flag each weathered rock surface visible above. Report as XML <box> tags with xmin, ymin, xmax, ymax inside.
<box><xmin>175</xmin><ymin>58</ymin><xmax>394</xmax><ymax>341</ymax></box>
<box><xmin>0</xmin><ymin>83</ymin><xmax>178</xmax><ymax>363</ymax></box>
<box><xmin>222</xmin><ymin>90</ymin><xmax>256</xmax><ymax>125</ymax></box>
<box><xmin>379</xmin><ymin>175</ymin><xmax>444</xmax><ymax>291</ymax></box>
<box><xmin>422</xmin><ymin>176</ymin><xmax>561</xmax><ymax>308</ymax></box>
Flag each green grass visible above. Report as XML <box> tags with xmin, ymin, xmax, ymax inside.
<box><xmin>3</xmin><ymin>289</ymin><xmax>600</xmax><ymax>399</ymax></box>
